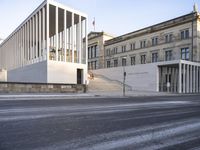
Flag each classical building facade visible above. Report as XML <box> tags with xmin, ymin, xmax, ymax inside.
<box><xmin>0</xmin><ymin>0</ymin><xmax>88</xmax><ymax>84</ymax></box>
<box><xmin>87</xmin><ymin>32</ymin><xmax>113</xmax><ymax>70</ymax></box>
<box><xmin>92</xmin><ymin>9</ymin><xmax>200</xmax><ymax>93</ymax></box>
<box><xmin>104</xmin><ymin>12</ymin><xmax>200</xmax><ymax>67</ymax></box>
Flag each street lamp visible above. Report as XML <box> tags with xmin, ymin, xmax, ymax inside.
<box><xmin>122</xmin><ymin>57</ymin><xmax>127</xmax><ymax>97</ymax></box>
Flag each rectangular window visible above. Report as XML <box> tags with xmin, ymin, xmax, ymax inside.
<box><xmin>122</xmin><ymin>45</ymin><xmax>126</xmax><ymax>52</ymax></box>
<box><xmin>88</xmin><ymin>47</ymin><xmax>90</xmax><ymax>59</ymax></box>
<box><xmin>140</xmin><ymin>40</ymin><xmax>146</xmax><ymax>48</ymax></box>
<box><xmin>88</xmin><ymin>62</ymin><xmax>91</xmax><ymax>69</ymax></box>
<box><xmin>169</xmin><ymin>34</ymin><xmax>173</xmax><ymax>42</ymax></box>
<box><xmin>114</xmin><ymin>59</ymin><xmax>118</xmax><ymax>67</ymax></box>
<box><xmin>141</xmin><ymin>55</ymin><xmax>146</xmax><ymax>64</ymax></box>
<box><xmin>181</xmin><ymin>47</ymin><xmax>189</xmax><ymax>60</ymax></box>
<box><xmin>165</xmin><ymin>34</ymin><xmax>173</xmax><ymax>43</ymax></box>
<box><xmin>94</xmin><ymin>61</ymin><xmax>97</xmax><ymax>69</ymax></box>
<box><xmin>152</xmin><ymin>52</ymin><xmax>158</xmax><ymax>63</ymax></box>
<box><xmin>107</xmin><ymin>60</ymin><xmax>111</xmax><ymax>68</ymax></box>
<box><xmin>152</xmin><ymin>37</ymin><xmax>158</xmax><ymax>46</ymax></box>
<box><xmin>94</xmin><ymin>45</ymin><xmax>97</xmax><ymax>58</ymax></box>
<box><xmin>165</xmin><ymin>50</ymin><xmax>173</xmax><ymax>61</ymax></box>
<box><xmin>122</xmin><ymin>58</ymin><xmax>126</xmax><ymax>66</ymax></box>
<box><xmin>113</xmin><ymin>47</ymin><xmax>118</xmax><ymax>54</ymax></box>
<box><xmin>91</xmin><ymin>62</ymin><xmax>93</xmax><ymax>70</ymax></box>
<box><xmin>131</xmin><ymin>56</ymin><xmax>135</xmax><ymax>65</ymax></box>
<box><xmin>181</xmin><ymin>29</ymin><xmax>189</xmax><ymax>40</ymax></box>
<box><xmin>91</xmin><ymin>46</ymin><xmax>93</xmax><ymax>58</ymax></box>
<box><xmin>106</xmin><ymin>49</ymin><xmax>110</xmax><ymax>56</ymax></box>
<box><xmin>185</xmin><ymin>30</ymin><xmax>189</xmax><ymax>39</ymax></box>
<box><xmin>130</xmin><ymin>43</ymin><xmax>135</xmax><ymax>50</ymax></box>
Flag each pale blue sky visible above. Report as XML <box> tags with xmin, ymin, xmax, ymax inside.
<box><xmin>0</xmin><ymin>0</ymin><xmax>199</xmax><ymax>41</ymax></box>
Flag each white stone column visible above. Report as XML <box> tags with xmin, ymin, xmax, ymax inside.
<box><xmin>55</xmin><ymin>6</ymin><xmax>58</xmax><ymax>61</ymax></box>
<box><xmin>78</xmin><ymin>15</ymin><xmax>82</xmax><ymax>64</ymax></box>
<box><xmin>14</xmin><ymin>33</ymin><xmax>16</xmax><ymax>67</ymax></box>
<box><xmin>30</xmin><ymin>18</ymin><xmax>32</xmax><ymax>61</ymax></box>
<box><xmin>10</xmin><ymin>39</ymin><xmax>11</xmax><ymax>68</ymax></box>
<box><xmin>19</xmin><ymin>29</ymin><xmax>21</xmax><ymax>67</ymax></box>
<box><xmin>179</xmin><ymin>63</ymin><xmax>182</xmax><ymax>93</ymax></box>
<box><xmin>190</xmin><ymin>65</ymin><xmax>193</xmax><ymax>93</ymax></box>
<box><xmin>28</xmin><ymin>21</ymin><xmax>30</xmax><ymax>62</ymax></box>
<box><xmin>26</xmin><ymin>23</ymin><xmax>28</xmax><ymax>64</ymax></box>
<box><xmin>39</xmin><ymin>10</ymin><xmax>42</xmax><ymax>60</ymax></box>
<box><xmin>12</xmin><ymin>36</ymin><xmax>14</xmax><ymax>68</ymax></box>
<box><xmin>13</xmin><ymin>36</ymin><xmax>15</xmax><ymax>68</ymax></box>
<box><xmin>9</xmin><ymin>38</ymin><xmax>12</xmax><ymax>69</ymax></box>
<box><xmin>21</xmin><ymin>27</ymin><xmax>23</xmax><ymax>66</ymax></box>
<box><xmin>197</xmin><ymin>66</ymin><xmax>199</xmax><ymax>92</ymax></box>
<box><xmin>85</xmin><ymin>18</ymin><xmax>88</xmax><ymax>66</ymax></box>
<box><xmin>10</xmin><ymin>38</ymin><xmax>11</xmax><ymax>68</ymax></box>
<box><xmin>22</xmin><ymin>27</ymin><xmax>24</xmax><ymax>66</ymax></box>
<box><xmin>183</xmin><ymin>64</ymin><xmax>186</xmax><ymax>93</ymax></box>
<box><xmin>16</xmin><ymin>31</ymin><xmax>19</xmax><ymax>67</ymax></box>
<box><xmin>193</xmin><ymin>65</ymin><xmax>196</xmax><ymax>93</ymax></box>
<box><xmin>72</xmin><ymin>13</ymin><xmax>74</xmax><ymax>63</ymax></box>
<box><xmin>16</xmin><ymin>30</ymin><xmax>19</xmax><ymax>68</ymax></box>
<box><xmin>175</xmin><ymin>68</ymin><xmax>178</xmax><ymax>93</ymax></box>
<box><xmin>7</xmin><ymin>39</ymin><xmax>11</xmax><ymax>69</ymax></box>
<box><xmin>7</xmin><ymin>40</ymin><xmax>9</xmax><ymax>69</ymax></box>
<box><xmin>66</xmin><ymin>28</ymin><xmax>69</xmax><ymax>62</ymax></box>
<box><xmin>21</xmin><ymin>26</ymin><xmax>23</xmax><ymax>66</ymax></box>
<box><xmin>186</xmin><ymin>64</ymin><xmax>189</xmax><ymax>93</ymax></box>
<box><xmin>68</xmin><ymin>28</ymin><xmax>70</xmax><ymax>62</ymax></box>
<box><xmin>24</xmin><ymin>23</ymin><xmax>27</xmax><ymax>65</ymax></box>
<box><xmin>20</xmin><ymin>28</ymin><xmax>22</xmax><ymax>67</ymax></box>
<box><xmin>18</xmin><ymin>30</ymin><xmax>20</xmax><ymax>67</ymax></box>
<box><xmin>64</xmin><ymin>10</ymin><xmax>67</xmax><ymax>62</ymax></box>
<box><xmin>36</xmin><ymin>13</ymin><xmax>38</xmax><ymax>60</ymax></box>
<box><xmin>42</xmin><ymin>5</ymin><xmax>49</xmax><ymax>61</ymax></box>
<box><xmin>33</xmin><ymin>16</ymin><xmax>35</xmax><ymax>61</ymax></box>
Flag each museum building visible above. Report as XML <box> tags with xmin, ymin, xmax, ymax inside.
<box><xmin>91</xmin><ymin>6</ymin><xmax>200</xmax><ymax>93</ymax></box>
<box><xmin>0</xmin><ymin>0</ymin><xmax>88</xmax><ymax>85</ymax></box>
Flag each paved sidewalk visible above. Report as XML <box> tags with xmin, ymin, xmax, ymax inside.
<box><xmin>88</xmin><ymin>90</ymin><xmax>179</xmax><ymax>98</ymax></box>
<box><xmin>0</xmin><ymin>93</ymin><xmax>92</xmax><ymax>100</ymax></box>
<box><xmin>0</xmin><ymin>90</ymin><xmax>194</xmax><ymax>100</ymax></box>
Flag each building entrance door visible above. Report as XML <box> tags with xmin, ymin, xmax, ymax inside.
<box><xmin>77</xmin><ymin>69</ymin><xmax>83</xmax><ymax>84</ymax></box>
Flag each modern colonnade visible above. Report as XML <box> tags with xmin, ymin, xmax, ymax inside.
<box><xmin>159</xmin><ymin>60</ymin><xmax>200</xmax><ymax>93</ymax></box>
<box><xmin>0</xmin><ymin>0</ymin><xmax>87</xmax><ymax>71</ymax></box>
<box><xmin>179</xmin><ymin>61</ymin><xmax>200</xmax><ymax>93</ymax></box>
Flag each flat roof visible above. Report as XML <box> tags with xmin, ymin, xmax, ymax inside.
<box><xmin>0</xmin><ymin>0</ymin><xmax>87</xmax><ymax>47</ymax></box>
<box><xmin>105</xmin><ymin>12</ymin><xmax>199</xmax><ymax>46</ymax></box>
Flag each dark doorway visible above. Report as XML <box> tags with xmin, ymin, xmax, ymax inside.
<box><xmin>159</xmin><ymin>65</ymin><xmax>179</xmax><ymax>93</ymax></box>
<box><xmin>77</xmin><ymin>69</ymin><xmax>83</xmax><ymax>84</ymax></box>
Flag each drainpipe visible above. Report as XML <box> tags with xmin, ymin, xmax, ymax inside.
<box><xmin>191</xmin><ymin>13</ymin><xmax>194</xmax><ymax>62</ymax></box>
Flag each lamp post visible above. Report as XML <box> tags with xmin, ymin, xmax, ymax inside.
<box><xmin>122</xmin><ymin>57</ymin><xmax>127</xmax><ymax>97</ymax></box>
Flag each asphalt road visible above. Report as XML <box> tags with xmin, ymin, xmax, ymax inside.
<box><xmin>0</xmin><ymin>95</ymin><xmax>200</xmax><ymax>150</ymax></box>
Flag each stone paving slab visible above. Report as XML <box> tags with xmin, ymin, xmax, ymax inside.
<box><xmin>0</xmin><ymin>90</ymin><xmax>198</xmax><ymax>100</ymax></box>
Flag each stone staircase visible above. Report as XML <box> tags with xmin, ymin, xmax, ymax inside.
<box><xmin>88</xmin><ymin>73</ymin><xmax>132</xmax><ymax>92</ymax></box>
